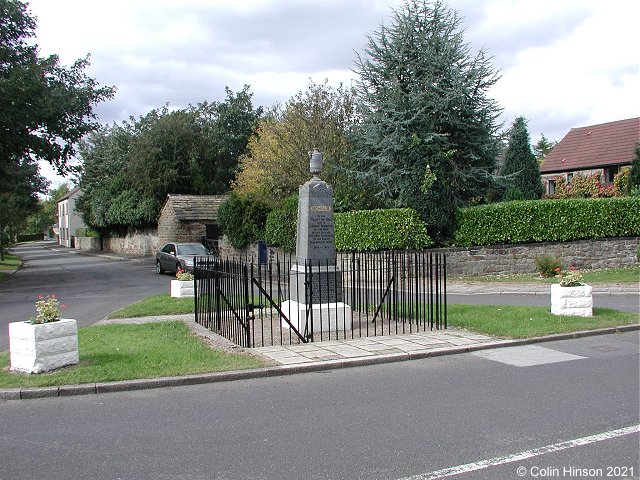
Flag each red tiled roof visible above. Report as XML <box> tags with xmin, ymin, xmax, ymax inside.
<box><xmin>540</xmin><ymin>117</ymin><xmax>639</xmax><ymax>174</ymax></box>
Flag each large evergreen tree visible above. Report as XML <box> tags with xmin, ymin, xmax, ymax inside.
<box><xmin>500</xmin><ymin>116</ymin><xmax>544</xmax><ymax>200</ymax></box>
<box><xmin>349</xmin><ymin>0</ymin><xmax>502</xmax><ymax>242</ymax></box>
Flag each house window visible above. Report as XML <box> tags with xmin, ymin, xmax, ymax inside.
<box><xmin>603</xmin><ymin>166</ymin><xmax>619</xmax><ymax>184</ymax></box>
<box><xmin>548</xmin><ymin>179</ymin><xmax>556</xmax><ymax>195</ymax></box>
<box><xmin>567</xmin><ymin>173</ymin><xmax>573</xmax><ymax>184</ymax></box>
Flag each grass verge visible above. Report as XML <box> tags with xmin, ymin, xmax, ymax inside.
<box><xmin>0</xmin><ymin>321</ymin><xmax>265</xmax><ymax>389</ymax></box>
<box><xmin>108</xmin><ymin>294</ymin><xmax>195</xmax><ymax>318</ymax></box>
<box><xmin>0</xmin><ymin>253</ymin><xmax>21</xmax><ymax>280</ymax></box>
<box><xmin>449</xmin><ymin>266</ymin><xmax>639</xmax><ymax>284</ymax></box>
<box><xmin>447</xmin><ymin>304</ymin><xmax>638</xmax><ymax>338</ymax></box>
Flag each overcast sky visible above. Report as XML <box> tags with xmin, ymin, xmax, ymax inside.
<box><xmin>26</xmin><ymin>0</ymin><xmax>639</xmax><ymax>191</ymax></box>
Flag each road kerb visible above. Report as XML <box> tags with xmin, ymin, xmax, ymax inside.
<box><xmin>1</xmin><ymin>324</ymin><xmax>638</xmax><ymax>401</ymax></box>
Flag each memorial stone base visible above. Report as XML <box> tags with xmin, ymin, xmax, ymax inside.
<box><xmin>281</xmin><ymin>300</ymin><xmax>352</xmax><ymax>333</ymax></box>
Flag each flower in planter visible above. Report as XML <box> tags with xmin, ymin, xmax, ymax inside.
<box><xmin>31</xmin><ymin>294</ymin><xmax>67</xmax><ymax>324</ymax></box>
<box><xmin>176</xmin><ymin>268</ymin><xmax>194</xmax><ymax>281</ymax></box>
<box><xmin>554</xmin><ymin>265</ymin><xmax>584</xmax><ymax>287</ymax></box>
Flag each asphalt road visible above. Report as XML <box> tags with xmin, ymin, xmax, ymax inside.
<box><xmin>0</xmin><ymin>241</ymin><xmax>168</xmax><ymax>350</ymax></box>
<box><xmin>1</xmin><ymin>332</ymin><xmax>637</xmax><ymax>480</ymax></box>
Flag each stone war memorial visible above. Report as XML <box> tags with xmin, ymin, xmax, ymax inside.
<box><xmin>281</xmin><ymin>149</ymin><xmax>352</xmax><ymax>334</ymax></box>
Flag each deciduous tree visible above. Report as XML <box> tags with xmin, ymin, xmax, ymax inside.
<box><xmin>77</xmin><ymin>88</ymin><xmax>261</xmax><ymax>232</ymax></box>
<box><xmin>0</xmin><ymin>0</ymin><xmax>114</xmax><ymax>174</ymax></box>
<box><xmin>233</xmin><ymin>81</ymin><xmax>360</xmax><ymax>209</ymax></box>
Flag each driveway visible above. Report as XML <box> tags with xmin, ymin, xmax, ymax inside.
<box><xmin>0</xmin><ymin>241</ymin><xmax>168</xmax><ymax>351</ymax></box>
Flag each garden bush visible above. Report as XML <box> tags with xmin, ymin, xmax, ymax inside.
<box><xmin>264</xmin><ymin>195</ymin><xmax>298</xmax><ymax>252</ymax></box>
<box><xmin>453</xmin><ymin>197</ymin><xmax>640</xmax><ymax>247</ymax></box>
<box><xmin>217</xmin><ymin>193</ymin><xmax>271</xmax><ymax>249</ymax></box>
<box><xmin>534</xmin><ymin>256</ymin><xmax>562</xmax><ymax>278</ymax></box>
<box><xmin>17</xmin><ymin>233</ymin><xmax>42</xmax><ymax>242</ymax></box>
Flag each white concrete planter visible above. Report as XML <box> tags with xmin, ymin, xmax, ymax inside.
<box><xmin>9</xmin><ymin>318</ymin><xmax>79</xmax><ymax>374</ymax></box>
<box><xmin>550</xmin><ymin>284</ymin><xmax>593</xmax><ymax>317</ymax></box>
<box><xmin>171</xmin><ymin>280</ymin><xmax>195</xmax><ymax>298</ymax></box>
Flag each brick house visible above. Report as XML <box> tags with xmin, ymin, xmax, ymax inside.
<box><xmin>157</xmin><ymin>194</ymin><xmax>227</xmax><ymax>251</ymax></box>
<box><xmin>57</xmin><ymin>186</ymin><xmax>87</xmax><ymax>247</ymax></box>
<box><xmin>540</xmin><ymin>117</ymin><xmax>639</xmax><ymax>195</ymax></box>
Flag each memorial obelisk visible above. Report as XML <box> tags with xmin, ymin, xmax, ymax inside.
<box><xmin>281</xmin><ymin>149</ymin><xmax>351</xmax><ymax>334</ymax></box>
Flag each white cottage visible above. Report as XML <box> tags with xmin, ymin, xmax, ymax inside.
<box><xmin>57</xmin><ymin>187</ymin><xmax>86</xmax><ymax>248</ymax></box>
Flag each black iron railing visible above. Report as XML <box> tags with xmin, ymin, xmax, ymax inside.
<box><xmin>194</xmin><ymin>251</ymin><xmax>447</xmax><ymax>348</ymax></box>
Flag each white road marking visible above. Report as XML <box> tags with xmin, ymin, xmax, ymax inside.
<box><xmin>472</xmin><ymin>345</ymin><xmax>586</xmax><ymax>367</ymax></box>
<box><xmin>397</xmin><ymin>424</ymin><xmax>639</xmax><ymax>480</ymax></box>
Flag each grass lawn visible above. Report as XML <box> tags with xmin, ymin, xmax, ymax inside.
<box><xmin>449</xmin><ymin>266</ymin><xmax>639</xmax><ymax>284</ymax></box>
<box><xmin>0</xmin><ymin>253</ymin><xmax>21</xmax><ymax>280</ymax></box>
<box><xmin>447</xmin><ymin>304</ymin><xmax>638</xmax><ymax>338</ymax></box>
<box><xmin>0</xmin><ymin>321</ymin><xmax>265</xmax><ymax>389</ymax></box>
<box><xmin>108</xmin><ymin>294</ymin><xmax>195</xmax><ymax>318</ymax></box>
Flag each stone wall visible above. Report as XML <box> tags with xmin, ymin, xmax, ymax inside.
<box><xmin>102</xmin><ymin>234</ymin><xmax>638</xmax><ymax>274</ymax></box>
<box><xmin>74</xmin><ymin>236</ymin><xmax>101</xmax><ymax>251</ymax></box>
<box><xmin>432</xmin><ymin>237</ymin><xmax>639</xmax><ymax>276</ymax></box>
<box><xmin>103</xmin><ymin>229</ymin><xmax>159</xmax><ymax>256</ymax></box>
<box><xmin>221</xmin><ymin>237</ymin><xmax>639</xmax><ymax>276</ymax></box>
<box><xmin>217</xmin><ymin>235</ymin><xmax>293</xmax><ymax>263</ymax></box>
<box><xmin>157</xmin><ymin>206</ymin><xmax>207</xmax><ymax>245</ymax></box>
<box><xmin>75</xmin><ymin>229</ymin><xmax>159</xmax><ymax>256</ymax></box>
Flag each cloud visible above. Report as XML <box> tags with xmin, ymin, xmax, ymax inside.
<box><xmin>25</xmin><ymin>0</ymin><xmax>639</xmax><ymax>191</ymax></box>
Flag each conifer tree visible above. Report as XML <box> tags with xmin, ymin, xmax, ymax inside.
<box><xmin>627</xmin><ymin>144</ymin><xmax>640</xmax><ymax>194</ymax></box>
<box><xmin>348</xmin><ymin>0</ymin><xmax>502</xmax><ymax>243</ymax></box>
<box><xmin>500</xmin><ymin>117</ymin><xmax>544</xmax><ymax>200</ymax></box>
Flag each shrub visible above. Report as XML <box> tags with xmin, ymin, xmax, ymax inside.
<box><xmin>551</xmin><ymin>172</ymin><xmax>622</xmax><ymax>199</ymax></box>
<box><xmin>453</xmin><ymin>197</ymin><xmax>640</xmax><ymax>247</ymax></box>
<box><xmin>613</xmin><ymin>167</ymin><xmax>630</xmax><ymax>195</ymax></box>
<box><xmin>217</xmin><ymin>193</ymin><xmax>271</xmax><ymax>249</ymax></box>
<box><xmin>264</xmin><ymin>195</ymin><xmax>298</xmax><ymax>252</ymax></box>
<box><xmin>75</xmin><ymin>227</ymin><xmax>100</xmax><ymax>237</ymax></box>
<box><xmin>534</xmin><ymin>256</ymin><xmax>562</xmax><ymax>278</ymax></box>
<box><xmin>335</xmin><ymin>208</ymin><xmax>433</xmax><ymax>251</ymax></box>
<box><xmin>17</xmin><ymin>233</ymin><xmax>43</xmax><ymax>242</ymax></box>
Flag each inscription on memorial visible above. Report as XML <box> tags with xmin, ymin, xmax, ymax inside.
<box><xmin>307</xmin><ymin>208</ymin><xmax>335</xmax><ymax>260</ymax></box>
<box><xmin>307</xmin><ymin>272</ymin><xmax>342</xmax><ymax>304</ymax></box>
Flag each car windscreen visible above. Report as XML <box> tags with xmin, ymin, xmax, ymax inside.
<box><xmin>177</xmin><ymin>245</ymin><xmax>209</xmax><ymax>256</ymax></box>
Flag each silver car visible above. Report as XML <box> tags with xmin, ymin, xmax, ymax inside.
<box><xmin>155</xmin><ymin>242</ymin><xmax>214</xmax><ymax>274</ymax></box>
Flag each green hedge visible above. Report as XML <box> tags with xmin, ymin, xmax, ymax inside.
<box><xmin>453</xmin><ymin>197</ymin><xmax>640</xmax><ymax>247</ymax></box>
<box><xmin>265</xmin><ymin>200</ymin><xmax>433</xmax><ymax>252</ymax></box>
<box><xmin>17</xmin><ymin>233</ymin><xmax>42</xmax><ymax>242</ymax></box>
<box><xmin>335</xmin><ymin>208</ymin><xmax>433</xmax><ymax>251</ymax></box>
<box><xmin>264</xmin><ymin>195</ymin><xmax>298</xmax><ymax>252</ymax></box>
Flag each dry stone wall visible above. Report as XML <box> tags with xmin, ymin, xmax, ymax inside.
<box><xmin>75</xmin><ymin>229</ymin><xmax>159</xmax><ymax>256</ymax></box>
<box><xmin>79</xmin><ymin>233</ymin><xmax>639</xmax><ymax>275</ymax></box>
<box><xmin>433</xmin><ymin>237</ymin><xmax>639</xmax><ymax>276</ymax></box>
